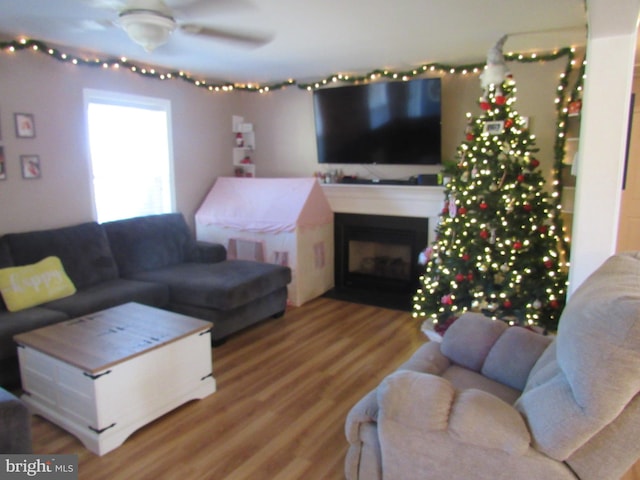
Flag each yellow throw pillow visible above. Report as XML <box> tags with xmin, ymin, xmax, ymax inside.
<box><xmin>0</xmin><ymin>256</ymin><xmax>76</xmax><ymax>312</ymax></box>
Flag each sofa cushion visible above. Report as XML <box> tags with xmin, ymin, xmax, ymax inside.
<box><xmin>42</xmin><ymin>278</ymin><xmax>169</xmax><ymax>318</ymax></box>
<box><xmin>130</xmin><ymin>260</ymin><xmax>291</xmax><ymax>311</ymax></box>
<box><xmin>0</xmin><ymin>256</ymin><xmax>77</xmax><ymax>312</ymax></box>
<box><xmin>0</xmin><ymin>238</ymin><xmax>14</xmax><ymax>312</ymax></box>
<box><xmin>0</xmin><ymin>307</ymin><xmax>69</xmax><ymax>361</ymax></box>
<box><xmin>103</xmin><ymin>213</ymin><xmax>201</xmax><ymax>276</ymax></box>
<box><xmin>4</xmin><ymin>222</ymin><xmax>119</xmax><ymax>290</ymax></box>
<box><xmin>0</xmin><ymin>239</ymin><xmax>13</xmax><ymax>269</ymax></box>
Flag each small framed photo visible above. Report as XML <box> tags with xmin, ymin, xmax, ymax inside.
<box><xmin>0</xmin><ymin>147</ymin><xmax>6</xmax><ymax>180</ymax></box>
<box><xmin>483</xmin><ymin>120</ymin><xmax>505</xmax><ymax>135</ymax></box>
<box><xmin>20</xmin><ymin>155</ymin><xmax>41</xmax><ymax>179</ymax></box>
<box><xmin>14</xmin><ymin>113</ymin><xmax>36</xmax><ymax>138</ymax></box>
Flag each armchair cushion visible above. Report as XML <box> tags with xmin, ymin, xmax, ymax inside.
<box><xmin>482</xmin><ymin>326</ymin><xmax>553</xmax><ymax>391</ymax></box>
<box><xmin>440</xmin><ymin>312</ymin><xmax>507</xmax><ymax>371</ymax></box>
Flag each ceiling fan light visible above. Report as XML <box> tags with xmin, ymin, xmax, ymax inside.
<box><xmin>119</xmin><ymin>11</ymin><xmax>177</xmax><ymax>52</ymax></box>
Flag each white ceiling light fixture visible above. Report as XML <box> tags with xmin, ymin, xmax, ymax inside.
<box><xmin>118</xmin><ymin>9</ymin><xmax>177</xmax><ymax>52</ymax></box>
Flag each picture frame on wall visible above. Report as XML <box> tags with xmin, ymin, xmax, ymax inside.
<box><xmin>14</xmin><ymin>113</ymin><xmax>36</xmax><ymax>138</ymax></box>
<box><xmin>0</xmin><ymin>147</ymin><xmax>6</xmax><ymax>180</ymax></box>
<box><xmin>20</xmin><ymin>155</ymin><xmax>41</xmax><ymax>179</ymax></box>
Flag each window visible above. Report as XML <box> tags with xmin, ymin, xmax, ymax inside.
<box><xmin>84</xmin><ymin>89</ymin><xmax>175</xmax><ymax>223</ymax></box>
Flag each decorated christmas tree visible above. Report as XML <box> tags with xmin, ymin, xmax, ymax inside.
<box><xmin>413</xmin><ymin>36</ymin><xmax>568</xmax><ymax>333</ymax></box>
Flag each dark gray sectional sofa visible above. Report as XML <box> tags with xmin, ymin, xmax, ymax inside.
<box><xmin>0</xmin><ymin>213</ymin><xmax>291</xmax><ymax>387</ymax></box>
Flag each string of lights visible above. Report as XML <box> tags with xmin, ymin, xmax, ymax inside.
<box><xmin>2</xmin><ymin>37</ymin><xmax>574</xmax><ymax>93</ymax></box>
<box><xmin>1</xmin><ymin>37</ymin><xmax>583</xmax><ymax>214</ymax></box>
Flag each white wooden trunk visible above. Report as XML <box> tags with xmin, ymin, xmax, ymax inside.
<box><xmin>18</xmin><ymin>328</ymin><xmax>215</xmax><ymax>456</ymax></box>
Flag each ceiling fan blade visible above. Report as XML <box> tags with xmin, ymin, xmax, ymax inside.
<box><xmin>172</xmin><ymin>0</ymin><xmax>257</xmax><ymax>20</ymax></box>
<box><xmin>81</xmin><ymin>0</ymin><xmax>128</xmax><ymax>10</ymax></box>
<box><xmin>180</xmin><ymin>24</ymin><xmax>273</xmax><ymax>47</ymax></box>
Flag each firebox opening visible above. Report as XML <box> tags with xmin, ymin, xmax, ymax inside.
<box><xmin>327</xmin><ymin>213</ymin><xmax>428</xmax><ymax>311</ymax></box>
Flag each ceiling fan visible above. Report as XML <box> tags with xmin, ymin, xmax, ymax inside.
<box><xmin>86</xmin><ymin>0</ymin><xmax>273</xmax><ymax>52</ymax></box>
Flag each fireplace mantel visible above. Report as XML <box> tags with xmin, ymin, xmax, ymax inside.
<box><xmin>320</xmin><ymin>183</ymin><xmax>444</xmax><ymax>243</ymax></box>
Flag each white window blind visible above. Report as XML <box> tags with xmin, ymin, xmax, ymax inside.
<box><xmin>84</xmin><ymin>90</ymin><xmax>175</xmax><ymax>223</ymax></box>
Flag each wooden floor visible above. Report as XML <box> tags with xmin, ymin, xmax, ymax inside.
<box><xmin>25</xmin><ymin>297</ymin><xmax>640</xmax><ymax>479</ymax></box>
<box><xmin>27</xmin><ymin>297</ymin><xmax>423</xmax><ymax>479</ymax></box>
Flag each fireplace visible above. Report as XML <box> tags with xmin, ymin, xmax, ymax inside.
<box><xmin>330</xmin><ymin>213</ymin><xmax>428</xmax><ymax>310</ymax></box>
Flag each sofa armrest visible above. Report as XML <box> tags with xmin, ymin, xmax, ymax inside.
<box><xmin>193</xmin><ymin>241</ymin><xmax>227</xmax><ymax>263</ymax></box>
<box><xmin>378</xmin><ymin>371</ymin><xmax>530</xmax><ymax>454</ymax></box>
<box><xmin>0</xmin><ymin>388</ymin><xmax>32</xmax><ymax>453</ymax></box>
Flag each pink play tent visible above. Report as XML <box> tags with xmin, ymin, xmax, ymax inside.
<box><xmin>195</xmin><ymin>177</ymin><xmax>334</xmax><ymax>306</ymax></box>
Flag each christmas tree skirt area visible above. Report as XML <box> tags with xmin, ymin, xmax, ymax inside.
<box><xmin>322</xmin><ymin>287</ymin><xmax>412</xmax><ymax>311</ymax></box>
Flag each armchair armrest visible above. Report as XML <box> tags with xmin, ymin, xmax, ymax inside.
<box><xmin>396</xmin><ymin>341</ymin><xmax>451</xmax><ymax>375</ymax></box>
<box><xmin>346</xmin><ymin>343</ymin><xmax>451</xmax><ymax>443</ymax></box>
<box><xmin>345</xmin><ymin>389</ymin><xmax>378</xmax><ymax>443</ymax></box>
<box><xmin>378</xmin><ymin>370</ymin><xmax>531</xmax><ymax>455</ymax></box>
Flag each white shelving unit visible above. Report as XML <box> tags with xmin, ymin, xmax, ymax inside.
<box><xmin>232</xmin><ymin>115</ymin><xmax>256</xmax><ymax>177</ymax></box>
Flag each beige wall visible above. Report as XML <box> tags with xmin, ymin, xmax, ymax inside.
<box><xmin>0</xmin><ymin>48</ymin><xmax>566</xmax><ymax>235</ymax></box>
<box><xmin>0</xmin><ymin>51</ymin><xmax>236</xmax><ymax>234</ymax></box>
<box><xmin>236</xmin><ymin>58</ymin><xmax>566</xmax><ymax>184</ymax></box>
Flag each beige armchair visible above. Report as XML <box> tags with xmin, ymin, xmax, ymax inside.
<box><xmin>345</xmin><ymin>251</ymin><xmax>640</xmax><ymax>480</ymax></box>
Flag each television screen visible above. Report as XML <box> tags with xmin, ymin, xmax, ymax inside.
<box><xmin>313</xmin><ymin>78</ymin><xmax>442</xmax><ymax>165</ymax></box>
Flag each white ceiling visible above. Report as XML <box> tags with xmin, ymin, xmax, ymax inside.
<box><xmin>0</xmin><ymin>0</ymin><xmax>589</xmax><ymax>85</ymax></box>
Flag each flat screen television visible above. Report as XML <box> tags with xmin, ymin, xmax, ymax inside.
<box><xmin>313</xmin><ymin>77</ymin><xmax>442</xmax><ymax>165</ymax></box>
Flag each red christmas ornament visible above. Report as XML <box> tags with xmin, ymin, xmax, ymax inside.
<box><xmin>455</xmin><ymin>273</ymin><xmax>466</xmax><ymax>282</ymax></box>
<box><xmin>480</xmin><ymin>229</ymin><xmax>490</xmax><ymax>239</ymax></box>
<box><xmin>458</xmin><ymin>207</ymin><xmax>467</xmax><ymax>215</ymax></box>
<box><xmin>544</xmin><ymin>260</ymin><xmax>554</xmax><ymax>269</ymax></box>
<box><xmin>538</xmin><ymin>225</ymin><xmax>548</xmax><ymax>234</ymax></box>
<box><xmin>530</xmin><ymin>158</ymin><xmax>540</xmax><ymax>168</ymax></box>
<box><xmin>466</xmin><ymin>133</ymin><xmax>475</xmax><ymax>141</ymax></box>
<box><xmin>480</xmin><ymin>99</ymin><xmax>490</xmax><ymax>110</ymax></box>
<box><xmin>479</xmin><ymin>201</ymin><xmax>488</xmax><ymax>210</ymax></box>
<box><xmin>517</xmin><ymin>174</ymin><xmax>525</xmax><ymax>183</ymax></box>
<box><xmin>503</xmin><ymin>299</ymin><xmax>513</xmax><ymax>309</ymax></box>
<box><xmin>549</xmin><ymin>300</ymin><xmax>560</xmax><ymax>309</ymax></box>
<box><xmin>467</xmin><ymin>272</ymin><xmax>474</xmax><ymax>281</ymax></box>
<box><xmin>495</xmin><ymin>95</ymin><xmax>506</xmax><ymax>105</ymax></box>
<box><xmin>523</xmin><ymin>204</ymin><xmax>533</xmax><ymax>212</ymax></box>
<box><xmin>504</xmin><ymin>118</ymin><xmax>514</xmax><ymax>129</ymax></box>
<box><xmin>462</xmin><ymin>253</ymin><xmax>471</xmax><ymax>261</ymax></box>
<box><xmin>513</xmin><ymin>241</ymin><xmax>523</xmax><ymax>250</ymax></box>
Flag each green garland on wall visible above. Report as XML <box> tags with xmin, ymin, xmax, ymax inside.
<box><xmin>2</xmin><ymin>37</ymin><xmax>573</xmax><ymax>93</ymax></box>
<box><xmin>1</xmin><ymin>37</ymin><xmax>582</xmax><ymax>231</ymax></box>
